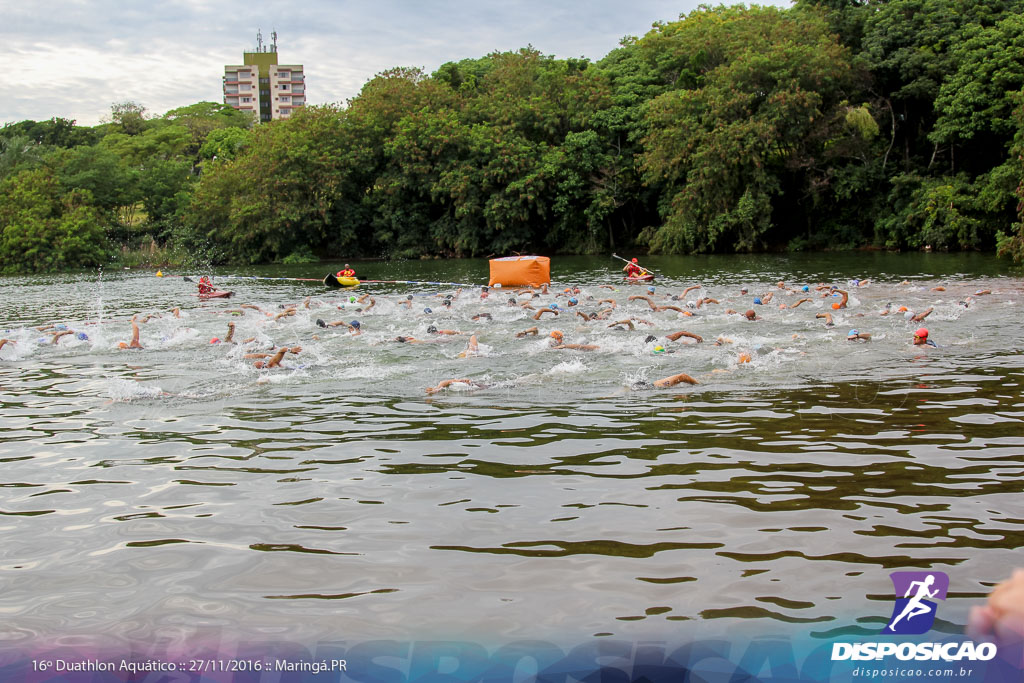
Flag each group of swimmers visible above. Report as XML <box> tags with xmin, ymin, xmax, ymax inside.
<box><xmin>2</xmin><ymin>276</ymin><xmax>988</xmax><ymax>395</ymax></box>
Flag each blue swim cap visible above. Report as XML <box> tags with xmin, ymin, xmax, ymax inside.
<box><xmin>423</xmin><ymin>307</ymin><xmax>432</xmax><ymax>313</ymax></box>
<box><xmin>647</xmin><ymin>286</ymin><xmax>655</xmax><ymax>293</ymax></box>
<box><xmin>849</xmin><ymin>329</ymin><xmax>858</xmax><ymax>336</ymax></box>
<box><xmin>569</xmin><ymin>297</ymin><xmax>578</xmax><ymax>304</ymax></box>
<box><xmin>802</xmin><ymin>285</ymin><xmax>809</xmax><ymax>292</ymax></box>
<box><xmin>753</xmin><ymin>297</ymin><xmax>762</xmax><ymax>305</ymax></box>
<box><xmin>852</xmin><ymin>279</ymin><xmax>860</xmax><ymax>286</ymax></box>
<box><xmin>350</xmin><ymin>320</ymin><xmax>360</xmax><ymax>329</ymax></box>
<box><xmin>55</xmin><ymin>323</ymin><xmax>67</xmax><ymax>331</ymax></box>
<box><xmin>76</xmin><ymin>332</ymin><xmax>89</xmax><ymax>341</ymax></box>
<box><xmin>550</xmin><ymin>303</ymin><xmax>558</xmax><ymax>309</ymax></box>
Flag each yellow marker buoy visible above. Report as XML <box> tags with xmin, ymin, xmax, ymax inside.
<box><xmin>156</xmin><ymin>271</ymin><xmax>163</xmax><ymax>277</ymax></box>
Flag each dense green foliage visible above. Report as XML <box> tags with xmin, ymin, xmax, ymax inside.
<box><xmin>3</xmin><ymin>1</ymin><xmax>1024</xmax><ymax>272</ymax></box>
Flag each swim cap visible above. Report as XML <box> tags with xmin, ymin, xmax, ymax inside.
<box><xmin>744</xmin><ymin>309</ymin><xmax>756</xmax><ymax>320</ymax></box>
<box><xmin>55</xmin><ymin>323</ymin><xmax>67</xmax><ymax>331</ymax></box>
<box><xmin>508</xmin><ymin>298</ymin><xmax>517</xmax><ymax>305</ymax></box>
<box><xmin>550</xmin><ymin>303</ymin><xmax>558</xmax><ymax>309</ymax></box>
<box><xmin>686</xmin><ymin>300</ymin><xmax>696</xmax><ymax>308</ymax></box>
<box><xmin>914</xmin><ymin>327</ymin><xmax>928</xmax><ymax>339</ymax></box>
<box><xmin>118</xmin><ymin>341</ymin><xmax>128</xmax><ymax>349</ymax></box>
<box><xmin>898</xmin><ymin>306</ymin><xmax>908</xmax><ymax>312</ymax></box>
<box><xmin>349</xmin><ymin>296</ymin><xmax>356</xmax><ymax>302</ymax></box>
<box><xmin>427</xmin><ymin>325</ymin><xmax>438</xmax><ymax>333</ymax></box>
<box><xmin>564</xmin><ymin>288</ymin><xmax>571</xmax><ymax>293</ymax></box>
<box><xmin>852</xmin><ymin>279</ymin><xmax>859</xmax><ymax>286</ymax></box>
<box><xmin>753</xmin><ymin>297</ymin><xmax>762</xmax><ymax>305</ymax></box>
<box><xmin>832</xmin><ymin>302</ymin><xmax>840</xmax><ymax>310</ymax></box>
<box><xmin>156</xmin><ymin>271</ymin><xmax>163</xmax><ymax>277</ymax></box>
<box><xmin>802</xmin><ymin>285</ymin><xmax>809</xmax><ymax>291</ymax></box>
<box><xmin>396</xmin><ymin>336</ymin><xmax>407</xmax><ymax>342</ymax></box>
<box><xmin>76</xmin><ymin>332</ymin><xmax>88</xmax><ymax>341</ymax></box>
<box><xmin>645</xmin><ymin>335</ymin><xmax>657</xmax><ymax>343</ymax></box>
<box><xmin>350</xmin><ymin>320</ymin><xmax>360</xmax><ymax>329</ymax></box>
<box><xmin>316</xmin><ymin>318</ymin><xmax>326</xmax><ymax>328</ymax></box>
<box><xmin>849</xmin><ymin>329</ymin><xmax>858</xmax><ymax>336</ymax></box>
<box><xmin>424</xmin><ymin>307</ymin><xmax>432</xmax><ymax>313</ymax></box>
<box><xmin>443</xmin><ymin>299</ymin><xmax>451</xmax><ymax>306</ymax></box>
<box><xmin>740</xmin><ymin>287</ymin><xmax>748</xmax><ymax>293</ymax></box>
<box><xmin>446</xmin><ymin>294</ymin><xmax>453</xmax><ymax>299</ymax></box>
<box><xmin>653</xmin><ymin>345</ymin><xmax>666</xmax><ymax>354</ymax></box>
<box><xmin>904</xmin><ymin>311</ymin><xmax>913</xmax><ymax>320</ymax></box>
<box><xmin>568</xmin><ymin>297</ymin><xmax>578</xmax><ymax>305</ymax></box>
<box><xmin>671</xmin><ymin>295</ymin><xmax>679</xmax><ymax>301</ymax></box>
<box><xmin>407</xmin><ymin>295</ymin><xmax>413</xmax><ymax>300</ymax></box>
<box><xmin>647</xmin><ymin>286</ymin><xmax>655</xmax><ymax>293</ymax></box>
<box><xmin>738</xmin><ymin>352</ymin><xmax>752</xmax><ymax>364</ymax></box>
<box><xmin>210</xmin><ymin>337</ymin><xmax>220</xmax><ymax>344</ymax></box>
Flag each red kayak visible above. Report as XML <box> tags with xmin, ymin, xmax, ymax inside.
<box><xmin>623</xmin><ymin>274</ymin><xmax>655</xmax><ymax>283</ymax></box>
<box><xmin>198</xmin><ymin>290</ymin><xmax>234</xmax><ymax>299</ymax></box>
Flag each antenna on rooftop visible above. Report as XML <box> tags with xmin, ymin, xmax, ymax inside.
<box><xmin>256</xmin><ymin>28</ymin><xmax>263</xmax><ymax>52</ymax></box>
<box><xmin>271</xmin><ymin>30</ymin><xmax>278</xmax><ymax>52</ymax></box>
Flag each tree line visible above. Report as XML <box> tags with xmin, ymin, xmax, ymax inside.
<box><xmin>2</xmin><ymin>1</ymin><xmax>1023</xmax><ymax>274</ymax></box>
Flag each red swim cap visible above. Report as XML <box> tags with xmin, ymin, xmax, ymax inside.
<box><xmin>631</xmin><ymin>258</ymin><xmax>637</xmax><ymax>263</ymax></box>
<box><xmin>914</xmin><ymin>328</ymin><xmax>928</xmax><ymax>339</ymax></box>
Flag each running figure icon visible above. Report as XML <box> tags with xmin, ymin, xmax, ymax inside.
<box><xmin>887</xmin><ymin>574</ymin><xmax>939</xmax><ymax>632</ymax></box>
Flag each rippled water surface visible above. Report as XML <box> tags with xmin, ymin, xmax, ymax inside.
<box><xmin>1</xmin><ymin>253</ymin><xmax>1022</xmax><ymax>651</ymax></box>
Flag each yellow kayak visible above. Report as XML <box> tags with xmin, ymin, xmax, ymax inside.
<box><xmin>324</xmin><ymin>274</ymin><xmax>359</xmax><ymax>288</ymax></box>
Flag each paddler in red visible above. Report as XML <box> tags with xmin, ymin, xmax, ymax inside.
<box><xmin>197</xmin><ymin>276</ymin><xmax>214</xmax><ymax>295</ymax></box>
<box><xmin>336</xmin><ymin>263</ymin><xmax>355</xmax><ymax>278</ymax></box>
<box><xmin>623</xmin><ymin>258</ymin><xmax>643</xmax><ymax>278</ymax></box>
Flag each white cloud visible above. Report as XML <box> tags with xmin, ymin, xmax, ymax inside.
<box><xmin>1</xmin><ymin>0</ymin><xmax>788</xmax><ymax>127</ymax></box>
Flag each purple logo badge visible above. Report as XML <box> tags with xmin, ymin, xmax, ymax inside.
<box><xmin>884</xmin><ymin>571</ymin><xmax>949</xmax><ymax>634</ymax></box>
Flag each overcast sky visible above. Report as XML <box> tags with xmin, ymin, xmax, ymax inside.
<box><xmin>1</xmin><ymin>0</ymin><xmax>788</xmax><ymax>128</ymax></box>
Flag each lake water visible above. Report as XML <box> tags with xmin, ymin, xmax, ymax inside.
<box><xmin>1</xmin><ymin>253</ymin><xmax>1022</xmax><ymax>674</ymax></box>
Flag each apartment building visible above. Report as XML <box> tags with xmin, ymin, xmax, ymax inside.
<box><xmin>223</xmin><ymin>31</ymin><xmax>305</xmax><ymax>122</ymax></box>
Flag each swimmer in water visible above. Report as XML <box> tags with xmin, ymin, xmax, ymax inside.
<box><xmin>547</xmin><ymin>330</ymin><xmax>598</xmax><ymax>351</ymax></box>
<box><xmin>515</xmin><ymin>327</ymin><xmax>539</xmax><ymax>338</ymax></box>
<box><xmin>533</xmin><ymin>308</ymin><xmax>560</xmax><ymax>320</ymax></box>
<box><xmin>653</xmin><ymin>372</ymin><xmax>700</xmax><ymax>388</ymax></box>
<box><xmin>847</xmin><ymin>329</ymin><xmax>871</xmax><ymax>341</ymax></box>
<box><xmin>118</xmin><ymin>316</ymin><xmax>144</xmax><ymax>349</ymax></box>
<box><xmin>247</xmin><ymin>346</ymin><xmax>302</xmax><ymax>368</ymax></box>
<box><xmin>316</xmin><ymin>319</ymin><xmax>362</xmax><ymax>334</ymax></box>
<box><xmin>910</xmin><ymin>307</ymin><xmax>933</xmax><ymax>322</ymax></box>
<box><xmin>816</xmin><ymin>312</ymin><xmax>834</xmax><ymax>327</ymax></box>
<box><xmin>425</xmin><ymin>378</ymin><xmax>489</xmax><ymax>395</ymax></box>
<box><xmin>428</xmin><ymin>325</ymin><xmax>466</xmax><ymax>335</ymax></box>
<box><xmin>457</xmin><ymin>335</ymin><xmax>480</xmax><ymax>357</ymax></box>
<box><xmin>50</xmin><ymin>329</ymin><xmax>77</xmax><ymax>344</ymax></box>
<box><xmin>0</xmin><ymin>338</ymin><xmax>15</xmax><ymax>352</ymax></box>
<box><xmin>665</xmin><ymin>330</ymin><xmax>703</xmax><ymax>344</ymax></box>
<box><xmin>966</xmin><ymin>568</ymin><xmax>1024</xmax><ymax>646</ymax></box>
<box><xmin>912</xmin><ymin>327</ymin><xmax>937</xmax><ymax>347</ymax></box>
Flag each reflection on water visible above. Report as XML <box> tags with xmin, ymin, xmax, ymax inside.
<box><xmin>0</xmin><ymin>254</ymin><xmax>1021</xmax><ymax>649</ymax></box>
